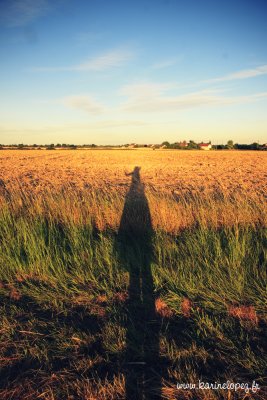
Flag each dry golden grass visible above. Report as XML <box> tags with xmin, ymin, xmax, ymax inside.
<box><xmin>0</xmin><ymin>148</ymin><xmax>266</xmax><ymax>195</ymax></box>
<box><xmin>0</xmin><ymin>149</ymin><xmax>266</xmax><ymax>232</ymax></box>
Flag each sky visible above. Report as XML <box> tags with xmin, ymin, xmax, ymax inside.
<box><xmin>0</xmin><ymin>0</ymin><xmax>267</xmax><ymax>145</ymax></box>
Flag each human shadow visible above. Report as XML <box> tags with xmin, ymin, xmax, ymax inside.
<box><xmin>116</xmin><ymin>167</ymin><xmax>161</xmax><ymax>399</ymax></box>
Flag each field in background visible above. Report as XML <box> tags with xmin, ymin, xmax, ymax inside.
<box><xmin>1</xmin><ymin>149</ymin><xmax>266</xmax><ymax>231</ymax></box>
<box><xmin>1</xmin><ymin>149</ymin><xmax>266</xmax><ymax>196</ymax></box>
<box><xmin>0</xmin><ymin>149</ymin><xmax>266</xmax><ymax>399</ymax></box>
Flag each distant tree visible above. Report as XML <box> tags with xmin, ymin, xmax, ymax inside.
<box><xmin>187</xmin><ymin>140</ymin><xmax>199</xmax><ymax>149</ymax></box>
<box><xmin>91</xmin><ymin>144</ymin><xmax>97</xmax><ymax>148</ymax></box>
<box><xmin>46</xmin><ymin>144</ymin><xmax>55</xmax><ymax>150</ymax></box>
<box><xmin>161</xmin><ymin>141</ymin><xmax>170</xmax><ymax>147</ymax></box>
<box><xmin>56</xmin><ymin>143</ymin><xmax>62</xmax><ymax>147</ymax></box>
<box><xmin>236</xmin><ymin>144</ymin><xmax>249</xmax><ymax>150</ymax></box>
<box><xmin>170</xmin><ymin>143</ymin><xmax>182</xmax><ymax>149</ymax></box>
<box><xmin>251</xmin><ymin>142</ymin><xmax>259</xmax><ymax>150</ymax></box>
<box><xmin>18</xmin><ymin>144</ymin><xmax>24</xmax><ymax>149</ymax></box>
<box><xmin>226</xmin><ymin>140</ymin><xmax>234</xmax><ymax>149</ymax></box>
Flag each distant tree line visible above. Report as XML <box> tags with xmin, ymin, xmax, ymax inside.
<box><xmin>214</xmin><ymin>140</ymin><xmax>265</xmax><ymax>150</ymax></box>
<box><xmin>161</xmin><ymin>140</ymin><xmax>201</xmax><ymax>149</ymax></box>
<box><xmin>161</xmin><ymin>140</ymin><xmax>266</xmax><ymax>150</ymax></box>
<box><xmin>0</xmin><ymin>143</ymin><xmax>99</xmax><ymax>150</ymax></box>
<box><xmin>0</xmin><ymin>140</ymin><xmax>266</xmax><ymax>150</ymax></box>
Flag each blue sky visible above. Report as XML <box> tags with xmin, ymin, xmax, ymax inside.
<box><xmin>0</xmin><ymin>0</ymin><xmax>267</xmax><ymax>144</ymax></box>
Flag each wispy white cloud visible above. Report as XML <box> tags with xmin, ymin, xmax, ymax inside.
<box><xmin>120</xmin><ymin>82</ymin><xmax>267</xmax><ymax>113</ymax></box>
<box><xmin>61</xmin><ymin>83</ymin><xmax>267</xmax><ymax>116</ymax></box>
<box><xmin>0</xmin><ymin>0</ymin><xmax>51</xmax><ymax>27</ymax></box>
<box><xmin>32</xmin><ymin>48</ymin><xmax>134</xmax><ymax>72</ymax></box>
<box><xmin>62</xmin><ymin>95</ymin><xmax>105</xmax><ymax>115</ymax></box>
<box><xmin>206</xmin><ymin>64</ymin><xmax>267</xmax><ymax>83</ymax></box>
<box><xmin>92</xmin><ymin>120</ymin><xmax>147</xmax><ymax>129</ymax></box>
<box><xmin>151</xmin><ymin>55</ymin><xmax>184</xmax><ymax>70</ymax></box>
<box><xmin>151</xmin><ymin>59</ymin><xmax>177</xmax><ymax>69</ymax></box>
<box><xmin>120</xmin><ymin>82</ymin><xmax>174</xmax><ymax>97</ymax></box>
<box><xmin>76</xmin><ymin>48</ymin><xmax>133</xmax><ymax>71</ymax></box>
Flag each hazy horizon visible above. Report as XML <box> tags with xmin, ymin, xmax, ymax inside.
<box><xmin>1</xmin><ymin>0</ymin><xmax>267</xmax><ymax>145</ymax></box>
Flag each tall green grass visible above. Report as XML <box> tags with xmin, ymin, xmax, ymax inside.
<box><xmin>0</xmin><ymin>189</ymin><xmax>266</xmax><ymax>399</ymax></box>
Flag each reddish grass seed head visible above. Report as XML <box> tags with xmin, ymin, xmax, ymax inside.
<box><xmin>181</xmin><ymin>297</ymin><xmax>192</xmax><ymax>318</ymax></box>
<box><xmin>228</xmin><ymin>305</ymin><xmax>258</xmax><ymax>324</ymax></box>
<box><xmin>155</xmin><ymin>298</ymin><xmax>174</xmax><ymax>318</ymax></box>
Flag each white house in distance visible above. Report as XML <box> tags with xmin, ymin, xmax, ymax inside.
<box><xmin>199</xmin><ymin>143</ymin><xmax>212</xmax><ymax>150</ymax></box>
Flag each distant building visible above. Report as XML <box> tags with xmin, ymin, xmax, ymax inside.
<box><xmin>199</xmin><ymin>143</ymin><xmax>212</xmax><ymax>150</ymax></box>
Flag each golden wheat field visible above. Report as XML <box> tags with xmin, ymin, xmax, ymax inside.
<box><xmin>0</xmin><ymin>149</ymin><xmax>267</xmax><ymax>232</ymax></box>
<box><xmin>1</xmin><ymin>149</ymin><xmax>266</xmax><ymax>194</ymax></box>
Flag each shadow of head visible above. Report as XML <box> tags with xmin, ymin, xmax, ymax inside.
<box><xmin>125</xmin><ymin>166</ymin><xmax>141</xmax><ymax>182</ymax></box>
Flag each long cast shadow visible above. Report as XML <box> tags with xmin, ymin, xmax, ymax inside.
<box><xmin>116</xmin><ymin>167</ymin><xmax>161</xmax><ymax>399</ymax></box>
